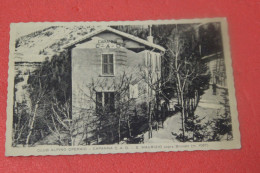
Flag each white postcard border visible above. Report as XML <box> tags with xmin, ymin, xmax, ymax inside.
<box><xmin>6</xmin><ymin>18</ymin><xmax>241</xmax><ymax>156</ymax></box>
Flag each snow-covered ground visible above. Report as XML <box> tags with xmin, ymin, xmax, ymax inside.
<box><xmin>33</xmin><ymin>86</ymin><xmax>229</xmax><ymax>145</ymax></box>
<box><xmin>195</xmin><ymin>86</ymin><xmax>228</xmax><ymax>125</ymax></box>
<box><xmin>143</xmin><ymin>112</ymin><xmax>182</xmax><ymax>143</ymax></box>
<box><xmin>143</xmin><ymin>85</ymin><xmax>229</xmax><ymax>143</ymax></box>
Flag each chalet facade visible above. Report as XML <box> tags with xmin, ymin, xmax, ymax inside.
<box><xmin>63</xmin><ymin>27</ymin><xmax>165</xmax><ymax>144</ymax></box>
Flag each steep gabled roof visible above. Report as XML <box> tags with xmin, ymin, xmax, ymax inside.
<box><xmin>62</xmin><ymin>27</ymin><xmax>165</xmax><ymax>52</ymax></box>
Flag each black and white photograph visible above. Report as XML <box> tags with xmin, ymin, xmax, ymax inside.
<box><xmin>6</xmin><ymin>18</ymin><xmax>240</xmax><ymax>156</ymax></box>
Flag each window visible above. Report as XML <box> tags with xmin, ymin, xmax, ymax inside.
<box><xmin>96</xmin><ymin>92</ymin><xmax>115</xmax><ymax>112</ymax></box>
<box><xmin>102</xmin><ymin>54</ymin><xmax>114</xmax><ymax>75</ymax></box>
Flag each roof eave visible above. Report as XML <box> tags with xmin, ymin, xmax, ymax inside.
<box><xmin>62</xmin><ymin>27</ymin><xmax>165</xmax><ymax>52</ymax></box>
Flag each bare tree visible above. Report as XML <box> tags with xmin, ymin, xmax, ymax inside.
<box><xmin>25</xmin><ymin>74</ymin><xmax>48</xmax><ymax>146</ymax></box>
<box><xmin>43</xmin><ymin>94</ymin><xmax>74</xmax><ymax>146</ymax></box>
<box><xmin>139</xmin><ymin>52</ymin><xmax>165</xmax><ymax>139</ymax></box>
<box><xmin>165</xmin><ymin>25</ymin><xmax>210</xmax><ymax>141</ymax></box>
<box><xmin>76</xmin><ymin>68</ymin><xmax>145</xmax><ymax>144</ymax></box>
<box><xmin>12</xmin><ymin>99</ymin><xmax>30</xmax><ymax>146</ymax></box>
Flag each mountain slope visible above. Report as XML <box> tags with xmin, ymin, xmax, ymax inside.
<box><xmin>14</xmin><ymin>25</ymin><xmax>97</xmax><ymax>62</ymax></box>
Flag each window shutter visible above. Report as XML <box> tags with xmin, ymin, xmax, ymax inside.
<box><xmin>129</xmin><ymin>84</ymin><xmax>139</xmax><ymax>99</ymax></box>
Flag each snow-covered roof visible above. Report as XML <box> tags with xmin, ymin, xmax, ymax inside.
<box><xmin>62</xmin><ymin>27</ymin><xmax>165</xmax><ymax>52</ymax></box>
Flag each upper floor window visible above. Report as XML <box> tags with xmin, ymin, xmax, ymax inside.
<box><xmin>102</xmin><ymin>54</ymin><xmax>114</xmax><ymax>75</ymax></box>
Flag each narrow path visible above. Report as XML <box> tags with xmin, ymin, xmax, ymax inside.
<box><xmin>194</xmin><ymin>86</ymin><xmax>228</xmax><ymax>124</ymax></box>
<box><xmin>143</xmin><ymin>112</ymin><xmax>182</xmax><ymax>143</ymax></box>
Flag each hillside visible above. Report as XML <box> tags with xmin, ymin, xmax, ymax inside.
<box><xmin>14</xmin><ymin>25</ymin><xmax>98</xmax><ymax>62</ymax></box>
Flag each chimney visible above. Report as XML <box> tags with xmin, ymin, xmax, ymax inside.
<box><xmin>147</xmin><ymin>25</ymin><xmax>153</xmax><ymax>43</ymax></box>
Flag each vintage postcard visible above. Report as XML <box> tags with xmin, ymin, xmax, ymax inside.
<box><xmin>6</xmin><ymin>18</ymin><xmax>241</xmax><ymax>156</ymax></box>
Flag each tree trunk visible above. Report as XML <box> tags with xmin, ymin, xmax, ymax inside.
<box><xmin>185</xmin><ymin>99</ymin><xmax>189</xmax><ymax>118</ymax></box>
<box><xmin>176</xmin><ymin>83</ymin><xmax>181</xmax><ymax>105</ymax></box>
<box><xmin>195</xmin><ymin>90</ymin><xmax>199</xmax><ymax>108</ymax></box>
<box><xmin>181</xmin><ymin>109</ymin><xmax>186</xmax><ymax>141</ymax></box>
<box><xmin>180</xmin><ymin>92</ymin><xmax>186</xmax><ymax>142</ymax></box>
<box><xmin>127</xmin><ymin>115</ymin><xmax>132</xmax><ymax>137</ymax></box>
<box><xmin>26</xmin><ymin>103</ymin><xmax>38</xmax><ymax>146</ymax></box>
